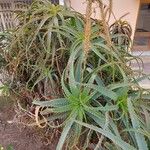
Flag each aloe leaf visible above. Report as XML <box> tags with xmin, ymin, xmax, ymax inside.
<box><xmin>91</xmin><ymin>45</ymin><xmax>107</xmax><ymax>62</ymax></box>
<box><xmin>63</xmin><ymin>43</ymin><xmax>82</xmax><ymax>97</ymax></box>
<box><xmin>93</xmin><ymin>42</ymin><xmax>120</xmax><ymax>61</ymax></box>
<box><xmin>57</xmin><ymin>25</ymin><xmax>79</xmax><ymax>37</ymax></box>
<box><xmin>33</xmin><ymin>98</ymin><xmax>69</xmax><ymax>107</ymax></box>
<box><xmin>56</xmin><ymin>113</ymin><xmax>77</xmax><ymax>150</ymax></box>
<box><xmin>76</xmin><ymin>82</ymin><xmax>118</xmax><ymax>101</ymax></box>
<box><xmin>108</xmin><ymin>82</ymin><xmax>131</xmax><ymax>90</ymax></box>
<box><xmin>84</xmin><ymin>105</ymin><xmax>118</xmax><ymax>112</ymax></box>
<box><xmin>61</xmin><ymin>71</ymin><xmax>72</xmax><ymax>97</ymax></box>
<box><xmin>75</xmin><ymin>121</ymin><xmax>136</xmax><ymax>150</ymax></box>
<box><xmin>85</xmin><ymin>109</ymin><xmax>105</xmax><ymax>128</ymax></box>
<box><xmin>127</xmin><ymin>98</ymin><xmax>148</xmax><ymax>150</ymax></box>
<box><xmin>27</xmin><ymin>15</ymin><xmax>50</xmax><ymax>50</ymax></box>
<box><xmin>133</xmin><ymin>74</ymin><xmax>150</xmax><ymax>83</ymax></box>
<box><xmin>95</xmin><ymin>75</ymin><xmax>105</xmax><ymax>87</ymax></box>
<box><xmin>41</xmin><ymin>105</ymin><xmax>71</xmax><ymax>114</ymax></box>
<box><xmin>75</xmin><ymin>54</ymin><xmax>84</xmax><ymax>83</ymax></box>
<box><xmin>87</xmin><ymin>109</ymin><xmax>121</xmax><ymax>138</ymax></box>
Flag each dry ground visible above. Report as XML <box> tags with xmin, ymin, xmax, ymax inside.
<box><xmin>0</xmin><ymin>97</ymin><xmax>57</xmax><ymax>150</ymax></box>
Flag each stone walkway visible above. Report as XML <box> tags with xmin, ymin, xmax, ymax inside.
<box><xmin>132</xmin><ymin>52</ymin><xmax>150</xmax><ymax>89</ymax></box>
<box><xmin>140</xmin><ymin>58</ymin><xmax>150</xmax><ymax>89</ymax></box>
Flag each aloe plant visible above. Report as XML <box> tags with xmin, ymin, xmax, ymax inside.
<box><xmin>0</xmin><ymin>0</ymin><xmax>150</xmax><ymax>150</ymax></box>
<box><xmin>33</xmin><ymin>47</ymin><xmax>121</xmax><ymax>149</ymax></box>
<box><xmin>2</xmin><ymin>0</ymin><xmax>82</xmax><ymax>97</ymax></box>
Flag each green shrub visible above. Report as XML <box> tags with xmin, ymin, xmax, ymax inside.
<box><xmin>1</xmin><ymin>0</ymin><xmax>150</xmax><ymax>150</ymax></box>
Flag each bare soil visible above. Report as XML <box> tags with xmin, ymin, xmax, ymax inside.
<box><xmin>0</xmin><ymin>97</ymin><xmax>57</xmax><ymax>150</ymax></box>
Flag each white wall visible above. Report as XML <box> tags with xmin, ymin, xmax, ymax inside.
<box><xmin>70</xmin><ymin>0</ymin><xmax>140</xmax><ymax>39</ymax></box>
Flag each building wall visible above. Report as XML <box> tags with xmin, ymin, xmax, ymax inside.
<box><xmin>136</xmin><ymin>5</ymin><xmax>150</xmax><ymax>31</ymax></box>
<box><xmin>70</xmin><ymin>0</ymin><xmax>141</xmax><ymax>39</ymax></box>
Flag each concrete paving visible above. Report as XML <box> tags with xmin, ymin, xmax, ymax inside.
<box><xmin>131</xmin><ymin>53</ymin><xmax>150</xmax><ymax>89</ymax></box>
<box><xmin>139</xmin><ymin>58</ymin><xmax>150</xmax><ymax>89</ymax></box>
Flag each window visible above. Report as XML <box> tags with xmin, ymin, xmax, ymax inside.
<box><xmin>51</xmin><ymin>0</ymin><xmax>59</xmax><ymax>5</ymax></box>
<box><xmin>50</xmin><ymin>0</ymin><xmax>64</xmax><ymax>5</ymax></box>
<box><xmin>59</xmin><ymin>0</ymin><xmax>64</xmax><ymax>5</ymax></box>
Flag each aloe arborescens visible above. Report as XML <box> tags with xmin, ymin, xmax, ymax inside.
<box><xmin>0</xmin><ymin>0</ymin><xmax>150</xmax><ymax>150</ymax></box>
